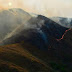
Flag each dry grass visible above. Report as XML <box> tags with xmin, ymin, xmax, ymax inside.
<box><xmin>0</xmin><ymin>43</ymin><xmax>53</xmax><ymax>72</ymax></box>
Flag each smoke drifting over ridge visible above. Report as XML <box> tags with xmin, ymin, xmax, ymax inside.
<box><xmin>0</xmin><ymin>9</ymin><xmax>31</xmax><ymax>41</ymax></box>
<box><xmin>0</xmin><ymin>8</ymin><xmax>72</xmax><ymax>42</ymax></box>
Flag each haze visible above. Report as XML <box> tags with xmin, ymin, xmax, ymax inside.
<box><xmin>0</xmin><ymin>0</ymin><xmax>72</xmax><ymax>17</ymax></box>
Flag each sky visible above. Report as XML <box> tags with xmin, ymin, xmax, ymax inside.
<box><xmin>0</xmin><ymin>0</ymin><xmax>72</xmax><ymax>17</ymax></box>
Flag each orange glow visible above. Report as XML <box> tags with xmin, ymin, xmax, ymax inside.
<box><xmin>56</xmin><ymin>28</ymin><xmax>71</xmax><ymax>41</ymax></box>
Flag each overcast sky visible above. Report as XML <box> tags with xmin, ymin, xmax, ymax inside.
<box><xmin>0</xmin><ymin>0</ymin><xmax>72</xmax><ymax>17</ymax></box>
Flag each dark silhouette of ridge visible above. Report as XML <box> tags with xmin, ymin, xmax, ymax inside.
<box><xmin>1</xmin><ymin>14</ymin><xmax>70</xmax><ymax>50</ymax></box>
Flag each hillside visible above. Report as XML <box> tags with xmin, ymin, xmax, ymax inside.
<box><xmin>0</xmin><ymin>28</ymin><xmax>72</xmax><ymax>72</ymax></box>
<box><xmin>0</xmin><ymin>43</ymin><xmax>54</xmax><ymax>72</ymax></box>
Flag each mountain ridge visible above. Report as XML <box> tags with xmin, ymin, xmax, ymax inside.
<box><xmin>0</xmin><ymin>8</ymin><xmax>72</xmax><ymax>72</ymax></box>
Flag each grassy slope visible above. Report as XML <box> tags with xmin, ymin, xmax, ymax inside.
<box><xmin>0</xmin><ymin>43</ymin><xmax>54</xmax><ymax>72</ymax></box>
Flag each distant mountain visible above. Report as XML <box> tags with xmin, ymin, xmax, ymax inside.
<box><xmin>0</xmin><ymin>8</ymin><xmax>31</xmax><ymax>41</ymax></box>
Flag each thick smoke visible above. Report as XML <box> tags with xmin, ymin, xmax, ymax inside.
<box><xmin>50</xmin><ymin>17</ymin><xmax>72</xmax><ymax>28</ymax></box>
<box><xmin>0</xmin><ymin>8</ymin><xmax>31</xmax><ymax>41</ymax></box>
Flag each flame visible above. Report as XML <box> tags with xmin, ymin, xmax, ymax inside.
<box><xmin>56</xmin><ymin>28</ymin><xmax>71</xmax><ymax>41</ymax></box>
